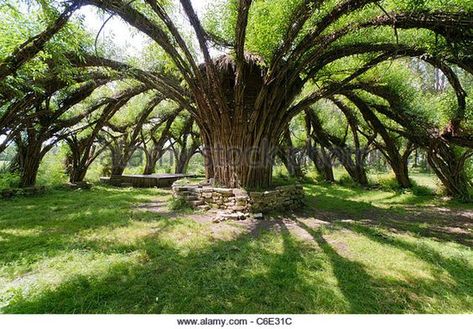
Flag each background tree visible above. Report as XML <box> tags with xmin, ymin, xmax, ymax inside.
<box><xmin>170</xmin><ymin>114</ymin><xmax>201</xmax><ymax>174</ymax></box>
<box><xmin>64</xmin><ymin>83</ymin><xmax>149</xmax><ymax>183</ymax></box>
<box><xmin>277</xmin><ymin>125</ymin><xmax>306</xmax><ymax>179</ymax></box>
<box><xmin>101</xmin><ymin>92</ymin><xmax>163</xmax><ymax>176</ymax></box>
<box><xmin>140</xmin><ymin>101</ymin><xmax>182</xmax><ymax>175</ymax></box>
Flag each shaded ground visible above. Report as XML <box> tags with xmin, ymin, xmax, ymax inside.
<box><xmin>0</xmin><ymin>184</ymin><xmax>472</xmax><ymax>313</ymax></box>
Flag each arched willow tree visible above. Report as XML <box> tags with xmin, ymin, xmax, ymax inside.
<box><xmin>302</xmin><ymin>55</ymin><xmax>473</xmax><ymax>199</ymax></box>
<box><xmin>1</xmin><ymin>0</ymin><xmax>473</xmax><ymax>191</ymax></box>
<box><xmin>0</xmin><ymin>0</ymin><xmax>185</xmax><ymax>187</ymax></box>
<box><xmin>71</xmin><ymin>0</ymin><xmax>472</xmax><ymax>189</ymax></box>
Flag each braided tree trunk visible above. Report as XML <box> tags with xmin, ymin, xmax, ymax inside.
<box><xmin>18</xmin><ymin>145</ymin><xmax>43</xmax><ymax>187</ymax></box>
<box><xmin>143</xmin><ymin>150</ymin><xmax>163</xmax><ymax>175</ymax></box>
<box><xmin>427</xmin><ymin>140</ymin><xmax>472</xmax><ymax>200</ymax></box>
<box><xmin>66</xmin><ymin>137</ymin><xmax>92</xmax><ymax>183</ymax></box>
<box><xmin>277</xmin><ymin>128</ymin><xmax>304</xmax><ymax>179</ymax></box>
<box><xmin>109</xmin><ymin>142</ymin><xmax>130</xmax><ymax>177</ymax></box>
<box><xmin>194</xmin><ymin>56</ymin><xmax>301</xmax><ymax>189</ymax></box>
<box><xmin>13</xmin><ymin>131</ymin><xmax>51</xmax><ymax>187</ymax></box>
<box><xmin>205</xmin><ymin>135</ymin><xmax>274</xmax><ymax>188</ymax></box>
<box><xmin>309</xmin><ymin>146</ymin><xmax>335</xmax><ymax>183</ymax></box>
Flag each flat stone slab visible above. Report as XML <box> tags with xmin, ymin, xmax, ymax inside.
<box><xmin>101</xmin><ymin>174</ymin><xmax>198</xmax><ymax>188</ymax></box>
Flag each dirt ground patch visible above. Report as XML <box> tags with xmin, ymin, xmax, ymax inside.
<box><xmin>137</xmin><ymin>194</ymin><xmax>473</xmax><ymax>249</ymax></box>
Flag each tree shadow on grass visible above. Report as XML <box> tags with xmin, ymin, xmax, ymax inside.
<box><xmin>2</xmin><ymin>186</ymin><xmax>473</xmax><ymax>313</ymax></box>
<box><xmin>301</xmin><ymin>187</ymin><xmax>473</xmax><ymax>248</ymax></box>
<box><xmin>3</xmin><ymin>213</ymin><xmax>473</xmax><ymax>314</ymax></box>
<box><xmin>342</xmin><ymin>222</ymin><xmax>473</xmax><ymax>302</ymax></box>
<box><xmin>304</xmin><ymin>191</ymin><xmax>378</xmax><ymax>216</ymax></box>
<box><xmin>293</xmin><ymin>220</ymin><xmax>403</xmax><ymax>313</ymax></box>
<box><xmin>244</xmin><ymin>222</ymin><xmax>339</xmax><ymax>313</ymax></box>
<box><xmin>1</xmin><ymin>220</ymin><xmax>346</xmax><ymax>314</ymax></box>
<box><xmin>0</xmin><ymin>187</ymin><xmax>170</xmax><ymax>266</ymax></box>
<box><xmin>294</xmin><ymin>219</ymin><xmax>473</xmax><ymax>313</ymax></box>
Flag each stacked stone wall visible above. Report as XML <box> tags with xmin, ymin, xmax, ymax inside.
<box><xmin>172</xmin><ymin>182</ymin><xmax>304</xmax><ymax>216</ymax></box>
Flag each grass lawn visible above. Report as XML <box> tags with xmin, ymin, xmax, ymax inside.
<box><xmin>1</xmin><ymin>183</ymin><xmax>473</xmax><ymax>313</ymax></box>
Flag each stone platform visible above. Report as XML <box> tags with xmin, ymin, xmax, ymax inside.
<box><xmin>1</xmin><ymin>186</ymin><xmax>46</xmax><ymax>199</ymax></box>
<box><xmin>100</xmin><ymin>174</ymin><xmax>198</xmax><ymax>188</ymax></box>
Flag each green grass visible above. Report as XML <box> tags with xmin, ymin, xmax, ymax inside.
<box><xmin>410</xmin><ymin>172</ymin><xmax>440</xmax><ymax>191</ymax></box>
<box><xmin>1</xmin><ymin>182</ymin><xmax>473</xmax><ymax>314</ymax></box>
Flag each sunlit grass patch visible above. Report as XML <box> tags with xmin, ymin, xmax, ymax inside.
<box><xmin>1</xmin><ymin>183</ymin><xmax>473</xmax><ymax>313</ymax></box>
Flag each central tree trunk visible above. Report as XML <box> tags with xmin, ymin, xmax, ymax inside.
<box><xmin>174</xmin><ymin>151</ymin><xmax>191</xmax><ymax>174</ymax></box>
<box><xmin>331</xmin><ymin>147</ymin><xmax>369</xmax><ymax>186</ymax></box>
<box><xmin>111</xmin><ymin>162</ymin><xmax>126</xmax><ymax>176</ymax></box>
<box><xmin>206</xmin><ymin>135</ymin><xmax>274</xmax><ymax>189</ymax></box>
<box><xmin>194</xmin><ymin>54</ymin><xmax>301</xmax><ymax>189</ymax></box>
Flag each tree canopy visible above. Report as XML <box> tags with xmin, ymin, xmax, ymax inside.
<box><xmin>0</xmin><ymin>0</ymin><xmax>472</xmax><ymax>198</ymax></box>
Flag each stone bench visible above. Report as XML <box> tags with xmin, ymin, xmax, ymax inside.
<box><xmin>100</xmin><ymin>174</ymin><xmax>199</xmax><ymax>188</ymax></box>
